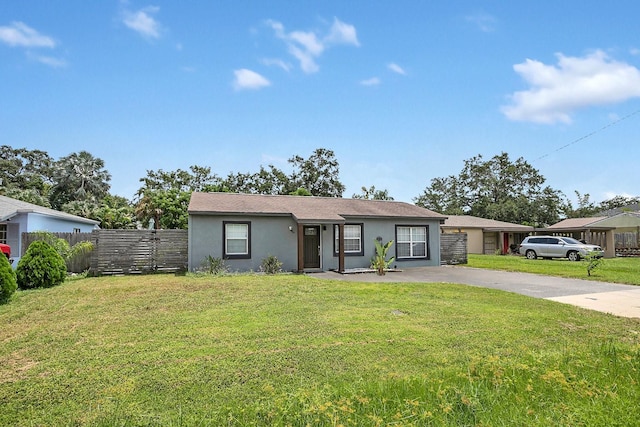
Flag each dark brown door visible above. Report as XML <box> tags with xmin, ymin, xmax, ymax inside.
<box><xmin>303</xmin><ymin>226</ymin><xmax>320</xmax><ymax>269</ymax></box>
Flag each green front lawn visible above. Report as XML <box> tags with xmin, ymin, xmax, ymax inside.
<box><xmin>467</xmin><ymin>254</ymin><xmax>640</xmax><ymax>285</ymax></box>
<box><xmin>1</xmin><ymin>274</ymin><xmax>639</xmax><ymax>426</ymax></box>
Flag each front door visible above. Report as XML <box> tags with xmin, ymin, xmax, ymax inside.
<box><xmin>303</xmin><ymin>226</ymin><xmax>321</xmax><ymax>269</ymax></box>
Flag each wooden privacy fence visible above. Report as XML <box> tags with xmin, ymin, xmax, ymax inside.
<box><xmin>440</xmin><ymin>233</ymin><xmax>467</xmax><ymax>265</ymax></box>
<box><xmin>90</xmin><ymin>229</ymin><xmax>188</xmax><ymax>275</ymax></box>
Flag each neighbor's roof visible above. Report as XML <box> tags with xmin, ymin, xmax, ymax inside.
<box><xmin>442</xmin><ymin>215</ymin><xmax>534</xmax><ymax>232</ymax></box>
<box><xmin>0</xmin><ymin>195</ymin><xmax>100</xmax><ymax>225</ymax></box>
<box><xmin>546</xmin><ymin>217</ymin><xmax>611</xmax><ymax>230</ymax></box>
<box><xmin>188</xmin><ymin>192</ymin><xmax>447</xmax><ymax>223</ymax></box>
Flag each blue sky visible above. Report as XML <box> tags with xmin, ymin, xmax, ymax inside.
<box><xmin>2</xmin><ymin>1</ymin><xmax>639</xmax><ymax>205</ymax></box>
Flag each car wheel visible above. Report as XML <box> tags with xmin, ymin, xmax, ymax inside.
<box><xmin>567</xmin><ymin>251</ymin><xmax>580</xmax><ymax>262</ymax></box>
<box><xmin>525</xmin><ymin>250</ymin><xmax>537</xmax><ymax>260</ymax></box>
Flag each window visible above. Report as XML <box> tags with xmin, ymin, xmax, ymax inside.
<box><xmin>223</xmin><ymin>221</ymin><xmax>250</xmax><ymax>259</ymax></box>
<box><xmin>0</xmin><ymin>224</ymin><xmax>6</xmax><ymax>244</ymax></box>
<box><xmin>334</xmin><ymin>224</ymin><xmax>364</xmax><ymax>256</ymax></box>
<box><xmin>396</xmin><ymin>225</ymin><xmax>428</xmax><ymax>259</ymax></box>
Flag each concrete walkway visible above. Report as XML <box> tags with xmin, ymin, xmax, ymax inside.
<box><xmin>309</xmin><ymin>266</ymin><xmax>640</xmax><ymax>319</ymax></box>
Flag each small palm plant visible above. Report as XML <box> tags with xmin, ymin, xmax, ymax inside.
<box><xmin>371</xmin><ymin>239</ymin><xmax>394</xmax><ymax>276</ymax></box>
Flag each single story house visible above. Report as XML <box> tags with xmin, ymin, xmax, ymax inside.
<box><xmin>188</xmin><ymin>192</ymin><xmax>447</xmax><ymax>273</ymax></box>
<box><xmin>0</xmin><ymin>195</ymin><xmax>100</xmax><ymax>265</ymax></box>
<box><xmin>441</xmin><ymin>215</ymin><xmax>534</xmax><ymax>255</ymax></box>
<box><xmin>545</xmin><ymin>213</ymin><xmax>640</xmax><ymax>258</ymax></box>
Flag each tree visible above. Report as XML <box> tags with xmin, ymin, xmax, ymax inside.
<box><xmin>50</xmin><ymin>151</ymin><xmax>111</xmax><ymax>210</ymax></box>
<box><xmin>564</xmin><ymin>191</ymin><xmax>599</xmax><ymax>218</ymax></box>
<box><xmin>134</xmin><ymin>165</ymin><xmax>221</xmax><ymax>229</ymax></box>
<box><xmin>415</xmin><ymin>152</ymin><xmax>567</xmax><ymax>227</ymax></box>
<box><xmin>352</xmin><ymin>185</ymin><xmax>394</xmax><ymax>200</ymax></box>
<box><xmin>598</xmin><ymin>195</ymin><xmax>640</xmax><ymax>213</ymax></box>
<box><xmin>288</xmin><ymin>148</ymin><xmax>345</xmax><ymax>197</ymax></box>
<box><xmin>95</xmin><ymin>195</ymin><xmax>136</xmax><ymax>229</ymax></box>
<box><xmin>0</xmin><ymin>146</ymin><xmax>53</xmax><ymax>205</ymax></box>
<box><xmin>223</xmin><ymin>165</ymin><xmax>290</xmax><ymax>195</ymax></box>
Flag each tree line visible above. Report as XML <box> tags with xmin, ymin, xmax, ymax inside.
<box><xmin>1</xmin><ymin>145</ymin><xmax>636</xmax><ymax>230</ymax></box>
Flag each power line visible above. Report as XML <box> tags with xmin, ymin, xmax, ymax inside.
<box><xmin>534</xmin><ymin>108</ymin><xmax>640</xmax><ymax>161</ymax></box>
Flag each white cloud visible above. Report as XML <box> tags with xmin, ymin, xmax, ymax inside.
<box><xmin>360</xmin><ymin>77</ymin><xmax>381</xmax><ymax>86</ymax></box>
<box><xmin>261</xmin><ymin>58</ymin><xmax>291</xmax><ymax>72</ymax></box>
<box><xmin>266</xmin><ymin>17</ymin><xmax>359</xmax><ymax>74</ymax></box>
<box><xmin>26</xmin><ymin>52</ymin><xmax>67</xmax><ymax>68</ymax></box>
<box><xmin>387</xmin><ymin>62</ymin><xmax>406</xmax><ymax>75</ymax></box>
<box><xmin>0</xmin><ymin>21</ymin><xmax>55</xmax><ymax>48</ymax></box>
<box><xmin>324</xmin><ymin>17</ymin><xmax>360</xmax><ymax>47</ymax></box>
<box><xmin>465</xmin><ymin>13</ymin><xmax>497</xmax><ymax>32</ymax></box>
<box><xmin>233</xmin><ymin>69</ymin><xmax>271</xmax><ymax>91</ymax></box>
<box><xmin>502</xmin><ymin>50</ymin><xmax>640</xmax><ymax>124</ymax></box>
<box><xmin>122</xmin><ymin>6</ymin><xmax>162</xmax><ymax>39</ymax></box>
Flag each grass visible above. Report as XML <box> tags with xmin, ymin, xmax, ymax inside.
<box><xmin>1</xmin><ymin>273</ymin><xmax>639</xmax><ymax>426</ymax></box>
<box><xmin>467</xmin><ymin>254</ymin><xmax>640</xmax><ymax>285</ymax></box>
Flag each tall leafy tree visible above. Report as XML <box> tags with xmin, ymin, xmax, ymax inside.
<box><xmin>352</xmin><ymin>185</ymin><xmax>394</xmax><ymax>200</ymax></box>
<box><xmin>288</xmin><ymin>148</ymin><xmax>345</xmax><ymax>197</ymax></box>
<box><xmin>0</xmin><ymin>146</ymin><xmax>53</xmax><ymax>205</ymax></box>
<box><xmin>564</xmin><ymin>191</ymin><xmax>599</xmax><ymax>218</ymax></box>
<box><xmin>415</xmin><ymin>152</ymin><xmax>567</xmax><ymax>227</ymax></box>
<box><xmin>135</xmin><ymin>165</ymin><xmax>221</xmax><ymax>229</ymax></box>
<box><xmin>50</xmin><ymin>151</ymin><xmax>111</xmax><ymax>210</ymax></box>
<box><xmin>598</xmin><ymin>195</ymin><xmax>640</xmax><ymax>213</ymax></box>
<box><xmin>223</xmin><ymin>165</ymin><xmax>290</xmax><ymax>195</ymax></box>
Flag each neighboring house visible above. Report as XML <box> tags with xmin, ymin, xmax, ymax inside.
<box><xmin>0</xmin><ymin>195</ymin><xmax>100</xmax><ymax>265</ymax></box>
<box><xmin>188</xmin><ymin>192</ymin><xmax>447</xmax><ymax>273</ymax></box>
<box><xmin>441</xmin><ymin>215</ymin><xmax>534</xmax><ymax>255</ymax></box>
<box><xmin>546</xmin><ymin>213</ymin><xmax>640</xmax><ymax>258</ymax></box>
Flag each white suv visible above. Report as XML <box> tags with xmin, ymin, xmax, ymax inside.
<box><xmin>518</xmin><ymin>236</ymin><xmax>604</xmax><ymax>261</ymax></box>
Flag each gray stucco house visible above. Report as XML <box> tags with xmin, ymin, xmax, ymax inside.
<box><xmin>188</xmin><ymin>192</ymin><xmax>447</xmax><ymax>273</ymax></box>
<box><xmin>0</xmin><ymin>195</ymin><xmax>100</xmax><ymax>265</ymax></box>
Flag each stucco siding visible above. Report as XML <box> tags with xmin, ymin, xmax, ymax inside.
<box><xmin>189</xmin><ymin>215</ymin><xmax>442</xmax><ymax>272</ymax></box>
<box><xmin>189</xmin><ymin>215</ymin><xmax>299</xmax><ymax>272</ymax></box>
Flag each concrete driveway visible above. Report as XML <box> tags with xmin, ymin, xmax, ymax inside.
<box><xmin>309</xmin><ymin>266</ymin><xmax>640</xmax><ymax>319</ymax></box>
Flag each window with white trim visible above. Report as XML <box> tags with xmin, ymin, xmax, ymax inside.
<box><xmin>223</xmin><ymin>221</ymin><xmax>250</xmax><ymax>259</ymax></box>
<box><xmin>396</xmin><ymin>225</ymin><xmax>428</xmax><ymax>259</ymax></box>
<box><xmin>334</xmin><ymin>224</ymin><xmax>364</xmax><ymax>256</ymax></box>
<box><xmin>0</xmin><ymin>224</ymin><xmax>6</xmax><ymax>244</ymax></box>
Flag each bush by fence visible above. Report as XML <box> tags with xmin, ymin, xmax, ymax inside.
<box><xmin>22</xmin><ymin>232</ymin><xmax>93</xmax><ymax>273</ymax></box>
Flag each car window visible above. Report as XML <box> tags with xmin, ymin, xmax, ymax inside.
<box><xmin>544</xmin><ymin>238</ymin><xmax>559</xmax><ymax>244</ymax></box>
<box><xmin>560</xmin><ymin>237</ymin><xmax>581</xmax><ymax>244</ymax></box>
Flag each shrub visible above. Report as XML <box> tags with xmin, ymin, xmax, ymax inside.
<box><xmin>0</xmin><ymin>254</ymin><xmax>17</xmax><ymax>304</ymax></box>
<box><xmin>201</xmin><ymin>255</ymin><xmax>228</xmax><ymax>275</ymax></box>
<box><xmin>29</xmin><ymin>231</ymin><xmax>93</xmax><ymax>268</ymax></box>
<box><xmin>16</xmin><ymin>241</ymin><xmax>67</xmax><ymax>290</ymax></box>
<box><xmin>371</xmin><ymin>239</ymin><xmax>394</xmax><ymax>275</ymax></box>
<box><xmin>260</xmin><ymin>255</ymin><xmax>283</xmax><ymax>274</ymax></box>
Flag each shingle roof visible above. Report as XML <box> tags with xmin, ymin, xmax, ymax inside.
<box><xmin>442</xmin><ymin>215</ymin><xmax>534</xmax><ymax>231</ymax></box>
<box><xmin>0</xmin><ymin>195</ymin><xmax>100</xmax><ymax>225</ymax></box>
<box><xmin>547</xmin><ymin>217</ymin><xmax>610</xmax><ymax>230</ymax></box>
<box><xmin>188</xmin><ymin>192</ymin><xmax>447</xmax><ymax>223</ymax></box>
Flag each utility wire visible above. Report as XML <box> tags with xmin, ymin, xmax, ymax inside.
<box><xmin>534</xmin><ymin>108</ymin><xmax>640</xmax><ymax>161</ymax></box>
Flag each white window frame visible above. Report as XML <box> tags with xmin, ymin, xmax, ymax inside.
<box><xmin>396</xmin><ymin>225</ymin><xmax>428</xmax><ymax>259</ymax></box>
<box><xmin>334</xmin><ymin>224</ymin><xmax>363</xmax><ymax>255</ymax></box>
<box><xmin>0</xmin><ymin>224</ymin><xmax>6</xmax><ymax>244</ymax></box>
<box><xmin>224</xmin><ymin>221</ymin><xmax>250</xmax><ymax>259</ymax></box>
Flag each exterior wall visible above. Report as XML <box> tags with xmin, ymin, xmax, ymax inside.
<box><xmin>188</xmin><ymin>214</ymin><xmax>442</xmax><ymax>272</ymax></box>
<box><xmin>7</xmin><ymin>212</ymin><xmax>98</xmax><ymax>266</ymax></box>
<box><xmin>189</xmin><ymin>215</ymin><xmax>299</xmax><ymax>272</ymax></box>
